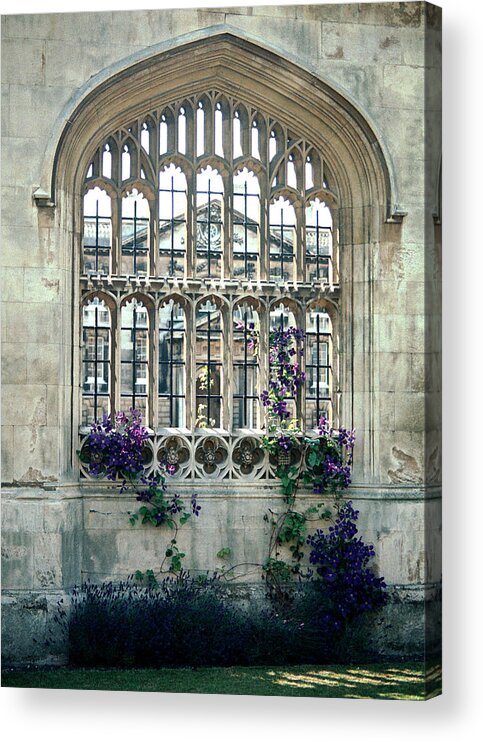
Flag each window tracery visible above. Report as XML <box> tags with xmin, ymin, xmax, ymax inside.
<box><xmin>79</xmin><ymin>90</ymin><xmax>340</xmax><ymax>481</ymax></box>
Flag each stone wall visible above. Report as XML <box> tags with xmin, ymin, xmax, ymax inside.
<box><xmin>1</xmin><ymin>2</ymin><xmax>441</xmax><ymax>666</ymax></box>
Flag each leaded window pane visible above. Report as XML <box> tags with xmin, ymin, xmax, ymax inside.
<box><xmin>306</xmin><ymin>199</ymin><xmax>332</xmax><ymax>283</ymax></box>
<box><xmin>233</xmin><ymin>169</ymin><xmax>260</xmax><ymax>280</ymax></box>
<box><xmin>196</xmin><ymin>167</ymin><xmax>223</xmax><ymax>278</ymax></box>
<box><xmin>196</xmin><ymin>299</ymin><xmax>223</xmax><ymax>428</ymax></box>
<box><xmin>121</xmin><ymin>190</ymin><xmax>150</xmax><ymax>275</ymax></box>
<box><xmin>158</xmin><ymin>301</ymin><xmax>186</xmax><ymax>428</ymax></box>
<box><xmin>83</xmin><ymin>188</ymin><xmax>111</xmax><ymax>274</ymax></box>
<box><xmin>81</xmin><ymin>297</ymin><xmax>110</xmax><ymax>426</ymax></box>
<box><xmin>159</xmin><ymin>164</ymin><xmax>187</xmax><ymax>277</ymax></box>
<box><xmin>305</xmin><ymin>306</ymin><xmax>332</xmax><ymax>428</ymax></box>
<box><xmin>269</xmin><ymin>198</ymin><xmax>295</xmax><ymax>281</ymax></box>
<box><xmin>120</xmin><ymin>300</ymin><xmax>149</xmax><ymax>415</ymax></box>
<box><xmin>233</xmin><ymin>304</ymin><xmax>260</xmax><ymax>429</ymax></box>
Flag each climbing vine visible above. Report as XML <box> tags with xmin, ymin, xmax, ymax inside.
<box><xmin>79</xmin><ymin>409</ymin><xmax>201</xmax><ymax>577</ymax></box>
<box><xmin>78</xmin><ymin>327</ymin><xmax>386</xmax><ymax>630</ymax></box>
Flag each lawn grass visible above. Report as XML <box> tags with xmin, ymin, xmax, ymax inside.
<box><xmin>1</xmin><ymin>663</ymin><xmax>442</xmax><ymax>700</ymax></box>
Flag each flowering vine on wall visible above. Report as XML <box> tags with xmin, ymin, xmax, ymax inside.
<box><xmin>78</xmin><ymin>324</ymin><xmax>386</xmax><ymax>634</ymax></box>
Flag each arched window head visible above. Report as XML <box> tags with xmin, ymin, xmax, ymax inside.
<box><xmin>233</xmin><ymin>168</ymin><xmax>260</xmax><ymax>281</ymax></box>
<box><xmin>121</xmin><ymin>143</ymin><xmax>131</xmax><ymax>180</ymax></box>
<box><xmin>196</xmin><ymin>101</ymin><xmax>205</xmax><ymax>157</ymax></box>
<box><xmin>233</xmin><ymin>302</ymin><xmax>260</xmax><ymax>430</ymax></box>
<box><xmin>196</xmin><ymin>166</ymin><xmax>224</xmax><ymax>278</ymax></box>
<box><xmin>251</xmin><ymin>120</ymin><xmax>260</xmax><ymax>160</ymax></box>
<box><xmin>159</xmin><ymin>164</ymin><xmax>187</xmax><ymax>277</ymax></box>
<box><xmin>305</xmin><ymin>199</ymin><xmax>333</xmax><ymax>283</ymax></box>
<box><xmin>287</xmin><ymin>153</ymin><xmax>297</xmax><ymax>189</ymax></box>
<box><xmin>269</xmin><ymin>197</ymin><xmax>296</xmax><ymax>282</ymax></box>
<box><xmin>233</xmin><ymin>110</ymin><xmax>243</xmax><ymax>159</ymax></box>
<box><xmin>121</xmin><ymin>189</ymin><xmax>150</xmax><ymax>275</ymax></box>
<box><xmin>305</xmin><ymin>155</ymin><xmax>314</xmax><ymax>190</ymax></box>
<box><xmin>177</xmin><ymin>106</ymin><xmax>187</xmax><ymax>155</ymax></box>
<box><xmin>159</xmin><ymin>114</ymin><xmax>168</xmax><ymax>155</ymax></box>
<box><xmin>102</xmin><ymin>143</ymin><xmax>112</xmax><ymax>179</ymax></box>
<box><xmin>120</xmin><ymin>299</ymin><xmax>149</xmax><ymax>420</ymax></box>
<box><xmin>214</xmin><ymin>101</ymin><xmax>224</xmax><ymax>158</ymax></box>
<box><xmin>158</xmin><ymin>300</ymin><xmax>186</xmax><ymax>429</ymax></box>
<box><xmin>195</xmin><ymin>298</ymin><xmax>223</xmax><ymax>429</ymax></box>
<box><xmin>305</xmin><ymin>304</ymin><xmax>333</xmax><ymax>428</ymax></box>
<box><xmin>81</xmin><ymin>297</ymin><xmax>111</xmax><ymax>426</ymax></box>
<box><xmin>83</xmin><ymin>187</ymin><xmax>112</xmax><ymax>274</ymax></box>
<box><xmin>141</xmin><ymin>121</ymin><xmax>150</xmax><ymax>154</ymax></box>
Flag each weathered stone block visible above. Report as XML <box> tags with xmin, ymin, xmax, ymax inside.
<box><xmin>383</xmin><ymin>63</ymin><xmax>426</xmax><ymax>110</ymax></box>
<box><xmin>322</xmin><ymin>21</ymin><xmax>403</xmax><ymax>64</ymax></box>
<box><xmin>378</xmin><ymin>314</ymin><xmax>426</xmax><ymax>353</ymax></box>
<box><xmin>225</xmin><ymin>13</ymin><xmax>322</xmax><ymax>62</ymax></box>
<box><xmin>5</xmin><ymin>301</ymin><xmax>63</xmax><ymax>344</ymax></box>
<box><xmin>1</xmin><ymin>532</ymin><xmax>34</xmax><ymax>589</ymax></box>
<box><xmin>1</xmin><ymin>383</ymin><xmax>46</xmax><ymax>426</ymax></box>
<box><xmin>358</xmin><ymin>2</ymin><xmax>423</xmax><ymax>28</ymax></box>
<box><xmin>32</xmin><ymin>533</ymin><xmax>63</xmax><ymax>589</ymax></box>
<box><xmin>12</xmin><ymin>426</ymin><xmax>60</xmax><ymax>482</ymax></box>
<box><xmin>23</xmin><ymin>267</ymin><xmax>63</xmax><ymax>303</ymax></box>
<box><xmin>1</xmin><ymin>39</ymin><xmax>45</xmax><ymax>85</ymax></box>
<box><xmin>394</xmin><ymin>391</ymin><xmax>426</xmax><ymax>432</ymax></box>
<box><xmin>1</xmin><ymin>341</ymin><xmax>27</xmax><ymax>383</ymax></box>
<box><xmin>24</xmin><ymin>342</ymin><xmax>62</xmax><ymax>384</ymax></box>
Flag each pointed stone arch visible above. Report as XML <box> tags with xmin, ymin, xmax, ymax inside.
<box><xmin>38</xmin><ymin>28</ymin><xmax>400</xmax><ymax>225</ymax></box>
<box><xmin>42</xmin><ymin>26</ymin><xmax>403</xmax><ymax>482</ymax></box>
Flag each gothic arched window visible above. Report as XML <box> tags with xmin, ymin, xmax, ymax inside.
<box><xmin>79</xmin><ymin>89</ymin><xmax>340</xmax><ymax>480</ymax></box>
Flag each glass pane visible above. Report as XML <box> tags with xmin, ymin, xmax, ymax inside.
<box><xmin>234</xmin><ymin>365</ymin><xmax>258</xmax><ymax>397</ymax></box>
<box><xmin>82</xmin><ymin>397</ymin><xmax>109</xmax><ymax>427</ymax></box>
<box><xmin>121</xmin><ymin>364</ymin><xmax>133</xmax><ymax>394</ymax></box>
<box><xmin>196</xmin><ymin>167</ymin><xmax>223</xmax><ymax>278</ymax></box>
<box><xmin>159</xmin><ymin>165</ymin><xmax>187</xmax><ymax>276</ymax></box>
<box><xmin>121</xmin><ymin>329</ymin><xmax>134</xmax><ymax>362</ymax></box>
<box><xmin>135</xmin><ymin>363</ymin><xmax>148</xmax><ymax>394</ymax></box>
<box><xmin>269</xmin><ymin>198</ymin><xmax>295</xmax><ymax>281</ymax></box>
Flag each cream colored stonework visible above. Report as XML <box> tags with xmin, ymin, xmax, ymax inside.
<box><xmin>1</xmin><ymin>3</ymin><xmax>441</xmax><ymax>664</ymax></box>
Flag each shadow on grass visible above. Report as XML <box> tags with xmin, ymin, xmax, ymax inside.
<box><xmin>2</xmin><ymin>663</ymin><xmax>442</xmax><ymax>700</ymax></box>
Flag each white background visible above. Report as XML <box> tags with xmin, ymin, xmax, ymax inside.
<box><xmin>1</xmin><ymin>0</ymin><xmax>482</xmax><ymax>739</ymax></box>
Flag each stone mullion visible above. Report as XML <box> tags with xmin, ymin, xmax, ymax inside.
<box><xmin>240</xmin><ymin>108</ymin><xmax>250</xmax><ymax>156</ymax></box>
<box><xmin>295</xmin><ymin>202</ymin><xmax>303</xmax><ymax>284</ymax></box>
<box><xmin>331</xmin><ymin>208</ymin><xmax>340</xmax><ymax>286</ymax></box>
<box><xmin>299</xmin><ymin>298</ymin><xmax>307</xmax><ymax>430</ymax></box>
<box><xmin>113</xmin><ymin>295</ymin><xmax>122</xmax><ymax>416</ymax></box>
<box><xmin>149</xmin><ymin>188</ymin><xmax>158</xmax><ymax>277</ymax></box>
<box><xmin>260</xmin><ymin>172</ymin><xmax>269</xmax><ymax>282</ymax></box>
<box><xmin>206</xmin><ymin>97</ymin><xmax>215</xmax><ymax>156</ymax></box>
<box><xmin>224</xmin><ymin>174</ymin><xmax>233</xmax><ymax>280</ymax></box>
<box><xmin>112</xmin><ymin>189</ymin><xmax>121</xmax><ymax>276</ymax></box>
<box><xmin>223</xmin><ymin>301</ymin><xmax>232</xmax><ymax>434</ymax></box>
<box><xmin>185</xmin><ymin>298</ymin><xmax>195</xmax><ymax>432</ymax></box>
<box><xmin>258</xmin><ymin>296</ymin><xmax>269</xmax><ymax>440</ymax></box>
<box><xmin>152</xmin><ymin>116</ymin><xmax>161</xmax><ymax>277</ymax></box>
<box><xmin>151</xmin><ymin>300</ymin><xmax>159</xmax><ymax>432</ymax></box>
<box><xmin>186</xmin><ymin>170</ymin><xmax>196</xmax><ymax>277</ymax></box>
<box><xmin>185</xmin><ymin>103</ymin><xmax>195</xmax><ymax>161</ymax></box>
<box><xmin>222</xmin><ymin>99</ymin><xmax>232</xmax><ymax>164</ymax></box>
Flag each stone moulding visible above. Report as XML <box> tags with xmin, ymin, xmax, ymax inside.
<box><xmin>34</xmin><ymin>24</ymin><xmax>404</xmax><ymax>224</ymax></box>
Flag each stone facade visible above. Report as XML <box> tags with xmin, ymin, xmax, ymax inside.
<box><xmin>1</xmin><ymin>2</ymin><xmax>441</xmax><ymax>666</ymax></box>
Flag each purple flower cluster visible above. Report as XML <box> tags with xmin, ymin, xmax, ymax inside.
<box><xmin>261</xmin><ymin>326</ymin><xmax>305</xmax><ymax>425</ymax></box>
<box><xmin>306</xmin><ymin>501</ymin><xmax>387</xmax><ymax>626</ymax></box>
<box><xmin>83</xmin><ymin>409</ymin><xmax>149</xmax><ymax>481</ymax></box>
<box><xmin>307</xmin><ymin>416</ymin><xmax>355</xmax><ymax>496</ymax></box>
<box><xmin>81</xmin><ymin>410</ymin><xmax>201</xmax><ymax>552</ymax></box>
<box><xmin>132</xmin><ymin>470</ymin><xmax>201</xmax><ymax>528</ymax></box>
